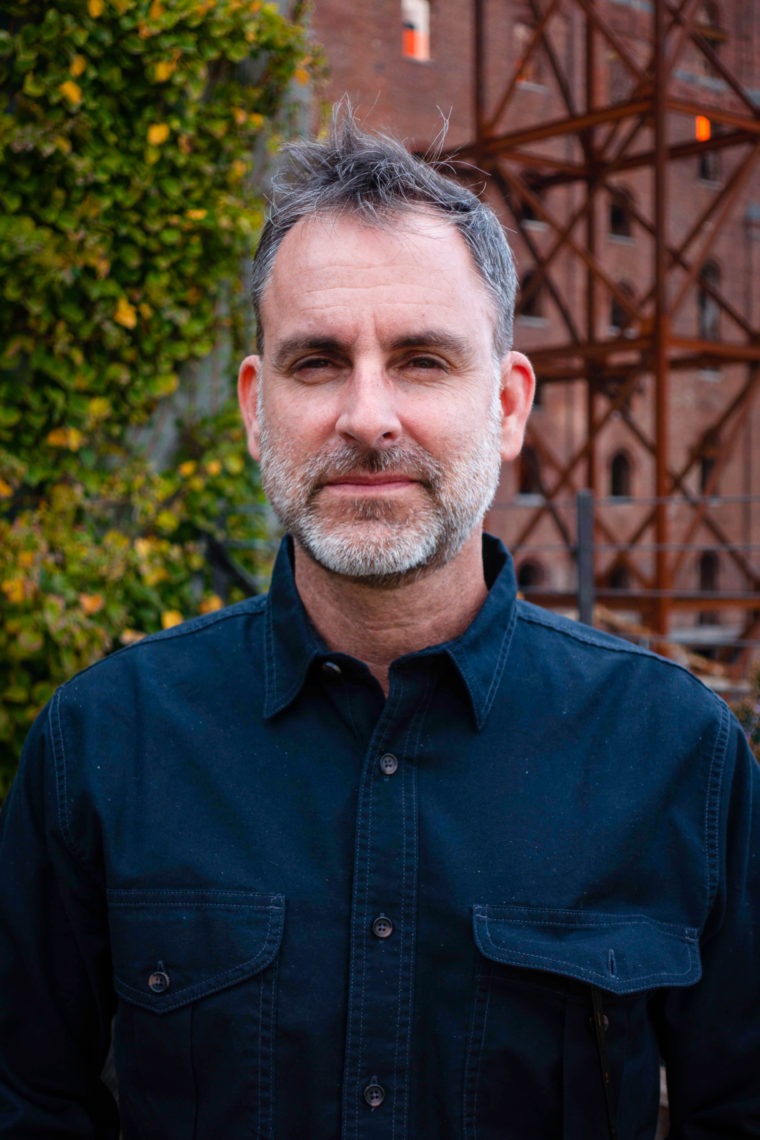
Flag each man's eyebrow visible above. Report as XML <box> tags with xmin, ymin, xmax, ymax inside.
<box><xmin>390</xmin><ymin>331</ymin><xmax>471</xmax><ymax>355</ymax></box>
<box><xmin>270</xmin><ymin>336</ymin><xmax>344</xmax><ymax>369</ymax></box>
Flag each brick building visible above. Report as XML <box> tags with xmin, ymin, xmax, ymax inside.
<box><xmin>307</xmin><ymin>0</ymin><xmax>760</xmax><ymax>677</ymax></box>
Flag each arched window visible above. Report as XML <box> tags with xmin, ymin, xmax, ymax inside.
<box><xmin>517</xmin><ymin>559</ymin><xmax>545</xmax><ymax>591</ymax></box>
<box><xmin>610</xmin><ymin>280</ymin><xmax>636</xmax><ymax>334</ymax></box>
<box><xmin>513</xmin><ymin>170</ymin><xmax>545</xmax><ymax>226</ymax></box>
<box><xmin>610</xmin><ymin>450</ymin><xmax>632</xmax><ymax>498</ymax></box>
<box><xmin>518</xmin><ymin>444</ymin><xmax>543</xmax><ymax>496</ymax></box>
<box><xmin>518</xmin><ymin>269</ymin><xmax>544</xmax><ymax>319</ymax></box>
<box><xmin>694</xmin><ymin>2</ymin><xmax>725</xmax><ymax>79</ymax></box>
<box><xmin>698</xmin><ymin>261</ymin><xmax>720</xmax><ymax>341</ymax></box>
<box><xmin>402</xmin><ymin>0</ymin><xmax>430</xmax><ymax>61</ymax></box>
<box><xmin>699</xmin><ymin>429</ymin><xmax>721</xmax><ymax>493</ymax></box>
<box><xmin>609</xmin><ymin>189</ymin><xmax>634</xmax><ymax>238</ymax></box>
<box><xmin>698</xmin><ymin>549</ymin><xmax>719</xmax><ymax>625</ymax></box>
<box><xmin>609</xmin><ymin>564</ymin><xmax>631</xmax><ymax>591</ymax></box>
<box><xmin>514</xmin><ymin>18</ymin><xmax>542</xmax><ymax>84</ymax></box>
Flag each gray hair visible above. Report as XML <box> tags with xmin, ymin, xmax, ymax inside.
<box><xmin>250</xmin><ymin>105</ymin><xmax>518</xmax><ymax>355</ymax></box>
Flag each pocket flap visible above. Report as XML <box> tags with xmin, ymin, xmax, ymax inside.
<box><xmin>108</xmin><ymin>889</ymin><xmax>285</xmax><ymax>1013</ymax></box>
<box><xmin>473</xmin><ymin>904</ymin><xmax>700</xmax><ymax>995</ymax></box>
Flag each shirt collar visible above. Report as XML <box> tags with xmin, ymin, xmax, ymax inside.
<box><xmin>263</xmin><ymin>533</ymin><xmax>518</xmax><ymax>728</ymax></box>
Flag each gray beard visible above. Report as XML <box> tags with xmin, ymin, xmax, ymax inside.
<box><xmin>258</xmin><ymin>402</ymin><xmax>504</xmax><ymax>588</ymax></box>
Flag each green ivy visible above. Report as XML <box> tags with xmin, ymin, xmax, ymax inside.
<box><xmin>0</xmin><ymin>0</ymin><xmax>315</xmax><ymax>797</ymax></box>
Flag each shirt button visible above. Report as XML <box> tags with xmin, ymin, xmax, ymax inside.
<box><xmin>148</xmin><ymin>970</ymin><xmax>170</xmax><ymax>994</ymax></box>
<box><xmin>363</xmin><ymin>1082</ymin><xmax>386</xmax><ymax>1108</ymax></box>
<box><xmin>321</xmin><ymin>660</ymin><xmax>342</xmax><ymax>677</ymax></box>
<box><xmin>379</xmin><ymin>752</ymin><xmax>398</xmax><ymax>775</ymax></box>
<box><xmin>371</xmin><ymin>914</ymin><xmax>394</xmax><ymax>939</ymax></box>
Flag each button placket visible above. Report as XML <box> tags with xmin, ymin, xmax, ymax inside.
<box><xmin>342</xmin><ymin>669</ymin><xmax>433</xmax><ymax>1137</ymax></box>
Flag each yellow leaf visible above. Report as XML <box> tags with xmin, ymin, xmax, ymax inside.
<box><xmin>147</xmin><ymin>122</ymin><xmax>170</xmax><ymax>146</ymax></box>
<box><xmin>224</xmin><ymin>454</ymin><xmax>245</xmax><ymax>475</ymax></box>
<box><xmin>79</xmin><ymin>593</ymin><xmax>104</xmax><ymax>615</ymax></box>
<box><xmin>138</xmin><ymin>302</ymin><xmax>153</xmax><ymax>319</ymax></box>
<box><xmin>161</xmin><ymin>610</ymin><xmax>183</xmax><ymax>630</ymax></box>
<box><xmin>199</xmin><ymin>594</ymin><xmax>224</xmax><ymax>614</ymax></box>
<box><xmin>205</xmin><ymin>459</ymin><xmax>222</xmax><ymax>477</ymax></box>
<box><xmin>18</xmin><ymin>551</ymin><xmax>35</xmax><ymax>568</ymax></box>
<box><xmin>70</xmin><ymin>55</ymin><xmax>87</xmax><ymax>78</ymax></box>
<box><xmin>149</xmin><ymin>0</ymin><xmax>164</xmax><ymax>18</ymax></box>
<box><xmin>88</xmin><ymin>0</ymin><xmax>104</xmax><ymax>16</ymax></box>
<box><xmin>120</xmin><ymin>628</ymin><xmax>145</xmax><ymax>645</ymax></box>
<box><xmin>230</xmin><ymin>159</ymin><xmax>248</xmax><ymax>182</ymax></box>
<box><xmin>154</xmin><ymin>60</ymin><xmax>176</xmax><ymax>82</ymax></box>
<box><xmin>46</xmin><ymin>426</ymin><xmax>85</xmax><ymax>451</ymax></box>
<box><xmin>156</xmin><ymin>509</ymin><xmax>179</xmax><ymax>533</ymax></box>
<box><xmin>294</xmin><ymin>67</ymin><xmax>310</xmax><ymax>86</ymax></box>
<box><xmin>87</xmin><ymin>396</ymin><xmax>111</xmax><ymax>423</ymax></box>
<box><xmin>178</xmin><ymin>460</ymin><xmax>197</xmax><ymax>477</ymax></box>
<box><xmin>232</xmin><ymin>107</ymin><xmax>247</xmax><ymax>126</ymax></box>
<box><xmin>114</xmin><ymin>296</ymin><xmax>137</xmax><ymax>328</ymax></box>
<box><xmin>59</xmin><ymin>80</ymin><xmax>82</xmax><ymax>106</ymax></box>
<box><xmin>0</xmin><ymin>477</ymin><xmax>12</xmax><ymax>498</ymax></box>
<box><xmin>1</xmin><ymin>579</ymin><xmax>27</xmax><ymax>605</ymax></box>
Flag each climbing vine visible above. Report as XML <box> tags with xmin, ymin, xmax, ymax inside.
<box><xmin>0</xmin><ymin>0</ymin><xmax>315</xmax><ymax>795</ymax></box>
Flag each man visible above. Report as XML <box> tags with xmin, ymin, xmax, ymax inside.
<box><xmin>1</xmin><ymin>109</ymin><xmax>758</xmax><ymax>1139</ymax></box>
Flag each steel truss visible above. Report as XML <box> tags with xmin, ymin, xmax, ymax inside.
<box><xmin>449</xmin><ymin>0</ymin><xmax>760</xmax><ymax>670</ymax></box>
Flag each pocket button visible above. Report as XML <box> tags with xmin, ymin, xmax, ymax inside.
<box><xmin>148</xmin><ymin>970</ymin><xmax>171</xmax><ymax>994</ymax></box>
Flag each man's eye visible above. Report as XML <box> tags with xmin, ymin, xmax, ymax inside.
<box><xmin>293</xmin><ymin>357</ymin><xmax>334</xmax><ymax>373</ymax></box>
<box><xmin>407</xmin><ymin>356</ymin><xmax>446</xmax><ymax>371</ymax></box>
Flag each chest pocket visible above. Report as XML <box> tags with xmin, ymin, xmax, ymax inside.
<box><xmin>107</xmin><ymin>888</ymin><xmax>285</xmax><ymax>1140</ymax></box>
<box><xmin>464</xmin><ymin>904</ymin><xmax>700</xmax><ymax>1140</ymax></box>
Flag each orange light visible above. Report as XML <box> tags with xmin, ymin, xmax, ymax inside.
<box><xmin>695</xmin><ymin>115</ymin><xmax>711</xmax><ymax>142</ymax></box>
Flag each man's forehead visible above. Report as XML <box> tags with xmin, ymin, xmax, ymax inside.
<box><xmin>257</xmin><ymin>208</ymin><xmax>499</xmax><ymax>346</ymax></box>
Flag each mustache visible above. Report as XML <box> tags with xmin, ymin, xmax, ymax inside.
<box><xmin>304</xmin><ymin>442</ymin><xmax>443</xmax><ymax>487</ymax></box>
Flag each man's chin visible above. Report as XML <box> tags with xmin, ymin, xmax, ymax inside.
<box><xmin>295</xmin><ymin>523</ymin><xmax>440</xmax><ymax>587</ymax></box>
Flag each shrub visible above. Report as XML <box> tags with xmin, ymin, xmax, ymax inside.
<box><xmin>0</xmin><ymin>0</ymin><xmax>314</xmax><ymax>797</ymax></box>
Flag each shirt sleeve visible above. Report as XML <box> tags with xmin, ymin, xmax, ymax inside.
<box><xmin>0</xmin><ymin>699</ymin><xmax>119</xmax><ymax>1138</ymax></box>
<box><xmin>658</xmin><ymin>708</ymin><xmax>760</xmax><ymax>1136</ymax></box>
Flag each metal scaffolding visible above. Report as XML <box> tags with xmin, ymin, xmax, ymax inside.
<box><xmin>448</xmin><ymin>0</ymin><xmax>760</xmax><ymax>670</ymax></box>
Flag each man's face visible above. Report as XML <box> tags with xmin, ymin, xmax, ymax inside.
<box><xmin>239</xmin><ymin>212</ymin><xmax>533</xmax><ymax>585</ymax></box>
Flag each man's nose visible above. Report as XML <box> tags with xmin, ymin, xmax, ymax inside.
<box><xmin>334</xmin><ymin>368</ymin><xmax>402</xmax><ymax>448</ymax></box>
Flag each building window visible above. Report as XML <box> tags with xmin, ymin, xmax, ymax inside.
<box><xmin>610</xmin><ymin>450</ymin><xmax>632</xmax><ymax>498</ymax></box>
<box><xmin>610</xmin><ymin>280</ymin><xmax>636</xmax><ymax>335</ymax></box>
<box><xmin>698</xmin><ymin>143</ymin><xmax>722</xmax><ymax>183</ymax></box>
<box><xmin>698</xmin><ymin>549</ymin><xmax>719</xmax><ymax>625</ymax></box>
<box><xmin>698</xmin><ymin>260</ymin><xmax>721</xmax><ymax>341</ymax></box>
<box><xmin>514</xmin><ymin>18</ymin><xmax>542</xmax><ymax>84</ymax></box>
<box><xmin>607</xmin><ymin>49</ymin><xmax>628</xmax><ymax>104</ymax></box>
<box><xmin>518</xmin><ymin>444</ymin><xmax>543</xmax><ymax>496</ymax></box>
<box><xmin>608</xmin><ymin>564</ymin><xmax>631</xmax><ymax>591</ymax></box>
<box><xmin>693</xmin><ymin>2</ymin><xmax>725</xmax><ymax>80</ymax></box>
<box><xmin>513</xmin><ymin>170</ymin><xmax>545</xmax><ymax>226</ymax></box>
<box><xmin>699</xmin><ymin>430</ymin><xmax>721</xmax><ymax>493</ymax></box>
<box><xmin>517</xmin><ymin>559</ymin><xmax>545</xmax><ymax>592</ymax></box>
<box><xmin>518</xmin><ymin>269</ymin><xmax>544</xmax><ymax>319</ymax></box>
<box><xmin>609</xmin><ymin>188</ymin><xmax>634</xmax><ymax>238</ymax></box>
<box><xmin>402</xmin><ymin>0</ymin><xmax>430</xmax><ymax>62</ymax></box>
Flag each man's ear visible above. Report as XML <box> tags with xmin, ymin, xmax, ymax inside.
<box><xmin>499</xmin><ymin>351</ymin><xmax>535</xmax><ymax>462</ymax></box>
<box><xmin>237</xmin><ymin>355</ymin><xmax>262</xmax><ymax>461</ymax></box>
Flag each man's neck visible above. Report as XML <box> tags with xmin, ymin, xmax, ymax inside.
<box><xmin>293</xmin><ymin>532</ymin><xmax>489</xmax><ymax>695</ymax></box>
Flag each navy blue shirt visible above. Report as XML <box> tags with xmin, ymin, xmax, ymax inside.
<box><xmin>1</xmin><ymin>535</ymin><xmax>759</xmax><ymax>1137</ymax></box>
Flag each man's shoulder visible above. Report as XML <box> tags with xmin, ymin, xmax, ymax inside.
<box><xmin>513</xmin><ymin>597</ymin><xmax>724</xmax><ymax>708</ymax></box>
<box><xmin>59</xmin><ymin>593</ymin><xmax>269</xmax><ymax>699</ymax></box>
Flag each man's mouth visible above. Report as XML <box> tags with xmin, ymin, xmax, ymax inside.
<box><xmin>322</xmin><ymin>473</ymin><xmax>418</xmax><ymax>491</ymax></box>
